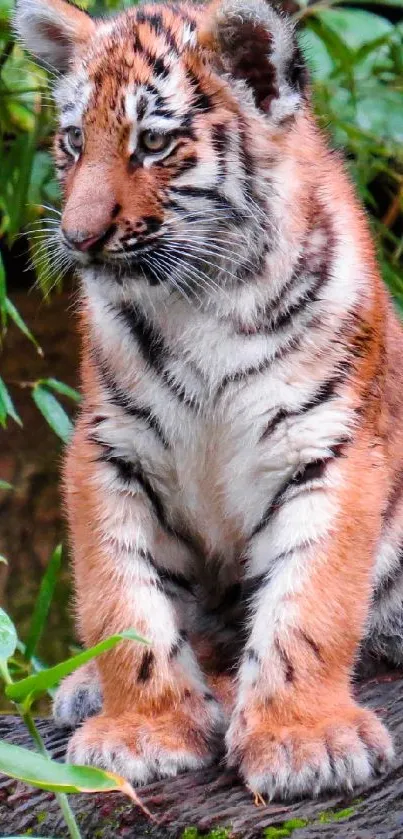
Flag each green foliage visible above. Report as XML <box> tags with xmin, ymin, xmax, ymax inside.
<box><xmin>300</xmin><ymin>4</ymin><xmax>403</xmax><ymax>307</ymax></box>
<box><xmin>0</xmin><ymin>592</ymin><xmax>149</xmax><ymax>838</ymax></box>
<box><xmin>318</xmin><ymin>806</ymin><xmax>356</xmax><ymax>822</ymax></box>
<box><xmin>6</xmin><ymin>628</ymin><xmax>148</xmax><ymax>705</ymax></box>
<box><xmin>0</xmin><ymin>740</ymin><xmax>136</xmax><ymax>795</ymax></box>
<box><xmin>264</xmin><ymin>821</ymin><xmax>308</xmax><ymax>838</ymax></box>
<box><xmin>181</xmin><ymin>830</ymin><xmax>231</xmax><ymax>839</ymax></box>
<box><xmin>24</xmin><ymin>544</ymin><xmax>63</xmax><ymax>660</ymax></box>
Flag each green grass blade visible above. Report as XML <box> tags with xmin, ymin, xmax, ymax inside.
<box><xmin>6</xmin><ymin>629</ymin><xmax>148</xmax><ymax>703</ymax></box>
<box><xmin>25</xmin><ymin>544</ymin><xmax>62</xmax><ymax>661</ymax></box>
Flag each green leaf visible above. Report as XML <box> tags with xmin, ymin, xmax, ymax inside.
<box><xmin>0</xmin><ymin>479</ymin><xmax>13</xmax><ymax>490</ymax></box>
<box><xmin>0</xmin><ymin>608</ymin><xmax>18</xmax><ymax>662</ymax></box>
<box><xmin>6</xmin><ymin>629</ymin><xmax>148</xmax><ymax>703</ymax></box>
<box><xmin>0</xmin><ymin>555</ymin><xmax>8</xmax><ymax>565</ymax></box>
<box><xmin>42</xmin><ymin>378</ymin><xmax>81</xmax><ymax>403</ymax></box>
<box><xmin>5</xmin><ymin>298</ymin><xmax>42</xmax><ymax>355</ymax></box>
<box><xmin>0</xmin><ymin>376</ymin><xmax>22</xmax><ymax>427</ymax></box>
<box><xmin>32</xmin><ymin>384</ymin><xmax>73</xmax><ymax>442</ymax></box>
<box><xmin>0</xmin><ymin>252</ymin><xmax>6</xmax><ymax>326</ymax></box>
<box><xmin>25</xmin><ymin>545</ymin><xmax>62</xmax><ymax>661</ymax></box>
<box><xmin>0</xmin><ymin>740</ymin><xmax>136</xmax><ymax>796</ymax></box>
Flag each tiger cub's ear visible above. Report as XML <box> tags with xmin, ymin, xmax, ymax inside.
<box><xmin>199</xmin><ymin>0</ymin><xmax>308</xmax><ymax>123</ymax></box>
<box><xmin>13</xmin><ymin>0</ymin><xmax>95</xmax><ymax>73</ymax></box>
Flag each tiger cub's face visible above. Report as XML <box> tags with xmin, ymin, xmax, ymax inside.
<box><xmin>15</xmin><ymin>0</ymin><xmax>308</xmax><ymax>301</ymax></box>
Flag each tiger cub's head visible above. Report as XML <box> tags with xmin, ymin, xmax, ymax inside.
<box><xmin>15</xmin><ymin>0</ymin><xmax>309</xmax><ymax>303</ymax></box>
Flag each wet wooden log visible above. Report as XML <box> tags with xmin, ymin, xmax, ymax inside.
<box><xmin>1</xmin><ymin>672</ymin><xmax>403</xmax><ymax>838</ymax></box>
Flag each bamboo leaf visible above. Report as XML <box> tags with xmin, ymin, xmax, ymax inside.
<box><xmin>0</xmin><ymin>608</ymin><xmax>18</xmax><ymax>662</ymax></box>
<box><xmin>0</xmin><ymin>740</ymin><xmax>133</xmax><ymax>795</ymax></box>
<box><xmin>32</xmin><ymin>384</ymin><xmax>73</xmax><ymax>442</ymax></box>
<box><xmin>0</xmin><ymin>376</ymin><xmax>22</xmax><ymax>427</ymax></box>
<box><xmin>42</xmin><ymin>378</ymin><xmax>81</xmax><ymax>403</ymax></box>
<box><xmin>6</xmin><ymin>629</ymin><xmax>148</xmax><ymax>702</ymax></box>
<box><xmin>4</xmin><ymin>297</ymin><xmax>42</xmax><ymax>355</ymax></box>
<box><xmin>0</xmin><ymin>741</ymin><xmax>154</xmax><ymax>819</ymax></box>
<box><xmin>25</xmin><ymin>545</ymin><xmax>62</xmax><ymax>661</ymax></box>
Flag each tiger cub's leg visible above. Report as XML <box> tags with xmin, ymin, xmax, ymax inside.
<box><xmin>64</xmin><ymin>428</ymin><xmax>224</xmax><ymax>783</ymax></box>
<box><xmin>227</xmin><ymin>435</ymin><xmax>394</xmax><ymax>799</ymax></box>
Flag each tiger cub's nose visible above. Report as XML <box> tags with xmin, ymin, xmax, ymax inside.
<box><xmin>62</xmin><ymin>226</ymin><xmax>115</xmax><ymax>253</ymax></box>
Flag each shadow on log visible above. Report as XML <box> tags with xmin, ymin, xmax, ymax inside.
<box><xmin>1</xmin><ymin>672</ymin><xmax>403</xmax><ymax>838</ymax></box>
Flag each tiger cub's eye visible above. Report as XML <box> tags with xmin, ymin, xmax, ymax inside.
<box><xmin>66</xmin><ymin>126</ymin><xmax>83</xmax><ymax>153</ymax></box>
<box><xmin>140</xmin><ymin>130</ymin><xmax>170</xmax><ymax>154</ymax></box>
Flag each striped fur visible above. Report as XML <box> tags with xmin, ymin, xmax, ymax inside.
<box><xmin>15</xmin><ymin>0</ymin><xmax>403</xmax><ymax>799</ymax></box>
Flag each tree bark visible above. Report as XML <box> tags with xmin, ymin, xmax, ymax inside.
<box><xmin>1</xmin><ymin>672</ymin><xmax>403</xmax><ymax>837</ymax></box>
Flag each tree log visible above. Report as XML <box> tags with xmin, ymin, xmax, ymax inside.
<box><xmin>1</xmin><ymin>672</ymin><xmax>403</xmax><ymax>838</ymax></box>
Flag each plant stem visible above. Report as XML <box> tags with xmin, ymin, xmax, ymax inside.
<box><xmin>20</xmin><ymin>707</ymin><xmax>82</xmax><ymax>839</ymax></box>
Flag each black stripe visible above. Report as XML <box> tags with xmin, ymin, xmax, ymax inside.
<box><xmin>153</xmin><ymin>57</ymin><xmax>169</xmax><ymax>79</ymax></box>
<box><xmin>95</xmin><ymin>355</ymin><xmax>169</xmax><ymax>448</ymax></box>
<box><xmin>144</xmin><ymin>83</ymin><xmax>168</xmax><ymax>112</ymax></box>
<box><xmin>136</xmin><ymin>12</ymin><xmax>179</xmax><ymax>52</ymax></box>
<box><xmin>242</xmin><ymin>573</ymin><xmax>268</xmax><ymax>599</ymax></box>
<box><xmin>117</xmin><ymin>304</ymin><xmax>201</xmax><ymax>410</ymax></box>
<box><xmin>186</xmin><ymin>70</ymin><xmax>213</xmax><ymax>113</ymax></box>
<box><xmin>174</xmin><ymin>155</ymin><xmax>198</xmax><ymax>177</ymax></box>
<box><xmin>215</xmin><ymin>329</ymin><xmax>304</xmax><ymax>402</ymax></box>
<box><xmin>268</xmin><ymin>268</ymin><xmax>329</xmax><ymax>333</ymax></box>
<box><xmin>275</xmin><ymin>640</ymin><xmax>295</xmax><ymax>683</ymax></box>
<box><xmin>138</xmin><ymin>650</ymin><xmax>154</xmax><ymax>682</ymax></box>
<box><xmin>170</xmin><ymin>185</ymin><xmax>246</xmax><ymax>222</ymax></box>
<box><xmin>147</xmin><ymin>553</ymin><xmax>194</xmax><ymax>595</ymax></box>
<box><xmin>211</xmin><ymin>124</ymin><xmax>228</xmax><ymax>183</ymax></box>
<box><xmin>249</xmin><ymin>444</ymin><xmax>347</xmax><ymax>540</ymax></box>
<box><xmin>94</xmin><ymin>439</ymin><xmax>200</xmax><ymax>556</ymax></box>
<box><xmin>299</xmin><ymin>630</ymin><xmax>324</xmax><ymax>663</ymax></box>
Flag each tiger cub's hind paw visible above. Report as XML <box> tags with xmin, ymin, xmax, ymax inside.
<box><xmin>53</xmin><ymin>662</ymin><xmax>103</xmax><ymax>729</ymax></box>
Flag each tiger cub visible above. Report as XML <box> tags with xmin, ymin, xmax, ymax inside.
<box><xmin>15</xmin><ymin>0</ymin><xmax>403</xmax><ymax>800</ymax></box>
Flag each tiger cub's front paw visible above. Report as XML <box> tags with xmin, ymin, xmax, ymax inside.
<box><xmin>67</xmin><ymin>693</ymin><xmax>224</xmax><ymax>784</ymax></box>
<box><xmin>227</xmin><ymin>704</ymin><xmax>394</xmax><ymax>800</ymax></box>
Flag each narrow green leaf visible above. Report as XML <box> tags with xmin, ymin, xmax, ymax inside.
<box><xmin>6</xmin><ymin>629</ymin><xmax>148</xmax><ymax>702</ymax></box>
<box><xmin>25</xmin><ymin>545</ymin><xmax>62</xmax><ymax>661</ymax></box>
<box><xmin>0</xmin><ymin>376</ymin><xmax>22</xmax><ymax>427</ymax></box>
<box><xmin>4</xmin><ymin>297</ymin><xmax>43</xmax><ymax>355</ymax></box>
<box><xmin>0</xmin><ymin>479</ymin><xmax>13</xmax><ymax>490</ymax></box>
<box><xmin>0</xmin><ymin>740</ymin><xmax>131</xmax><ymax>794</ymax></box>
<box><xmin>32</xmin><ymin>384</ymin><xmax>73</xmax><ymax>442</ymax></box>
<box><xmin>0</xmin><ymin>555</ymin><xmax>8</xmax><ymax>565</ymax></box>
<box><xmin>0</xmin><ymin>252</ymin><xmax>6</xmax><ymax>326</ymax></box>
<box><xmin>0</xmin><ymin>608</ymin><xmax>18</xmax><ymax>662</ymax></box>
<box><xmin>42</xmin><ymin>378</ymin><xmax>81</xmax><ymax>403</ymax></box>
